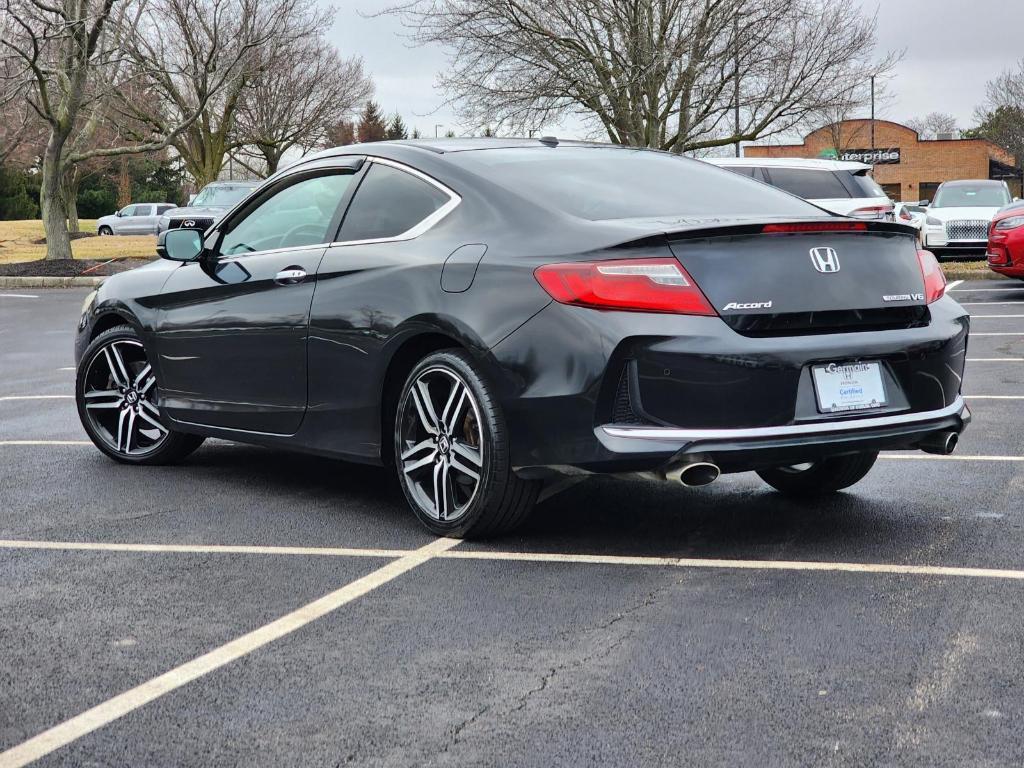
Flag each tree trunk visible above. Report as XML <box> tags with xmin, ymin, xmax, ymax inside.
<box><xmin>40</xmin><ymin>133</ymin><xmax>73</xmax><ymax>261</ymax></box>
<box><xmin>64</xmin><ymin>169</ymin><xmax>81</xmax><ymax>234</ymax></box>
<box><xmin>117</xmin><ymin>159</ymin><xmax>132</xmax><ymax>207</ymax></box>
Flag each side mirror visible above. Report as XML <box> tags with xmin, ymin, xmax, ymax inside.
<box><xmin>157</xmin><ymin>228</ymin><xmax>204</xmax><ymax>262</ymax></box>
<box><xmin>188</xmin><ymin>194</ymin><xmax>197</xmax><ymax>205</ymax></box>
<box><xmin>116</xmin><ymin>210</ymin><xmax>125</xmax><ymax>217</ymax></box>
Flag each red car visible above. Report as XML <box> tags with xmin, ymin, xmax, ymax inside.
<box><xmin>987</xmin><ymin>203</ymin><xmax>1024</xmax><ymax>279</ymax></box>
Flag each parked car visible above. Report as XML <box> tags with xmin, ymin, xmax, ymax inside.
<box><xmin>921</xmin><ymin>179</ymin><xmax>1013</xmax><ymax>258</ymax></box>
<box><xmin>986</xmin><ymin>200</ymin><xmax>1024</xmax><ymax>279</ymax></box>
<box><xmin>894</xmin><ymin>202</ymin><xmax>925</xmax><ymax>241</ymax></box>
<box><xmin>96</xmin><ymin>203</ymin><xmax>176</xmax><ymax>236</ymax></box>
<box><xmin>74</xmin><ymin>139</ymin><xmax>969</xmax><ymax>538</ymax></box>
<box><xmin>704</xmin><ymin>157</ymin><xmax>894</xmax><ymax>220</ymax></box>
<box><xmin>156</xmin><ymin>180</ymin><xmax>262</xmax><ymax>235</ymax></box>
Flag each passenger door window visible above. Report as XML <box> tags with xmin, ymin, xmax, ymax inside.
<box><xmin>338</xmin><ymin>163</ymin><xmax>452</xmax><ymax>242</ymax></box>
<box><xmin>218</xmin><ymin>173</ymin><xmax>354</xmax><ymax>256</ymax></box>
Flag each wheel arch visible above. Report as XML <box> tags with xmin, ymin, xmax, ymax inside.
<box><xmin>90</xmin><ymin>309</ymin><xmax>139</xmax><ymax>341</ymax></box>
<box><xmin>378</xmin><ymin>331</ymin><xmax>468</xmax><ymax>466</ymax></box>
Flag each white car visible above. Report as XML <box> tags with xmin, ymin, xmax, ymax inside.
<box><xmin>894</xmin><ymin>202</ymin><xmax>925</xmax><ymax>240</ymax></box>
<box><xmin>704</xmin><ymin>157</ymin><xmax>894</xmax><ymax>220</ymax></box>
<box><xmin>920</xmin><ymin>179</ymin><xmax>1013</xmax><ymax>258</ymax></box>
<box><xmin>96</xmin><ymin>203</ymin><xmax>176</xmax><ymax>236</ymax></box>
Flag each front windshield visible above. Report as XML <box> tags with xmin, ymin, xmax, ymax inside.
<box><xmin>932</xmin><ymin>184</ymin><xmax>1010</xmax><ymax>208</ymax></box>
<box><xmin>191</xmin><ymin>184</ymin><xmax>257</xmax><ymax>207</ymax></box>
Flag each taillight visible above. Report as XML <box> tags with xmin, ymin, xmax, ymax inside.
<box><xmin>849</xmin><ymin>203</ymin><xmax>894</xmax><ymax>220</ymax></box>
<box><xmin>762</xmin><ymin>222</ymin><xmax>867</xmax><ymax>233</ymax></box>
<box><xmin>916</xmin><ymin>249</ymin><xmax>946</xmax><ymax>304</ymax></box>
<box><xmin>534</xmin><ymin>258</ymin><xmax>715</xmax><ymax>315</ymax></box>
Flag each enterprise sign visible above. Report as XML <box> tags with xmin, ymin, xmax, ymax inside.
<box><xmin>839</xmin><ymin>147</ymin><xmax>901</xmax><ymax>165</ymax></box>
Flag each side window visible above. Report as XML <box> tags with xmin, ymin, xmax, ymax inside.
<box><xmin>721</xmin><ymin>166</ymin><xmax>756</xmax><ymax>178</ymax></box>
<box><xmin>120</xmin><ymin>205</ymin><xmax>137</xmax><ymax>216</ymax></box>
<box><xmin>763</xmin><ymin>169</ymin><xmax>851</xmax><ymax>200</ymax></box>
<box><xmin>218</xmin><ymin>173</ymin><xmax>354</xmax><ymax>256</ymax></box>
<box><xmin>339</xmin><ymin>163</ymin><xmax>452</xmax><ymax>242</ymax></box>
<box><xmin>157</xmin><ymin>204</ymin><xmax>174</xmax><ymax>214</ymax></box>
<box><xmin>134</xmin><ymin>205</ymin><xmax>153</xmax><ymax>217</ymax></box>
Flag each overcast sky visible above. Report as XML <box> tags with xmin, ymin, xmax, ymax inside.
<box><xmin>330</xmin><ymin>0</ymin><xmax>1024</xmax><ymax>141</ymax></box>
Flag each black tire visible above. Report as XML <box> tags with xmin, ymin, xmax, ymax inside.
<box><xmin>98</xmin><ymin>226</ymin><xmax>112</xmax><ymax>236</ymax></box>
<box><xmin>76</xmin><ymin>324</ymin><xmax>204</xmax><ymax>465</ymax></box>
<box><xmin>394</xmin><ymin>349</ymin><xmax>539</xmax><ymax>538</ymax></box>
<box><xmin>756</xmin><ymin>451</ymin><xmax>878</xmax><ymax>496</ymax></box>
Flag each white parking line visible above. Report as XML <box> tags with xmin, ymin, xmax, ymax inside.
<box><xmin>969</xmin><ymin>315</ymin><xmax>1024</xmax><ymax>318</ymax></box>
<box><xmin>950</xmin><ymin>286</ymin><xmax>1024</xmax><ymax>292</ymax></box>
<box><xmin>967</xmin><ymin>358</ymin><xmax>1024</xmax><ymax>362</ymax></box>
<box><xmin>0</xmin><ymin>293</ymin><xmax>39</xmax><ymax>299</ymax></box>
<box><xmin>960</xmin><ymin>302</ymin><xmax>1024</xmax><ymax>306</ymax></box>
<box><xmin>5</xmin><ymin>537</ymin><xmax>1024</xmax><ymax>582</ymax></box>
<box><xmin>881</xmin><ymin>454</ymin><xmax>1024</xmax><ymax>462</ymax></box>
<box><xmin>0</xmin><ymin>536</ymin><xmax>461</xmax><ymax>768</ymax></box>
<box><xmin>970</xmin><ymin>333</ymin><xmax>1024</xmax><ymax>336</ymax></box>
<box><xmin>945</xmin><ymin>280</ymin><xmax>964</xmax><ymax>291</ymax></box>
<box><xmin>965</xmin><ymin>395</ymin><xmax>1024</xmax><ymax>400</ymax></box>
<box><xmin>0</xmin><ymin>441</ymin><xmax>90</xmax><ymax>446</ymax></box>
<box><xmin>0</xmin><ymin>395</ymin><xmax>73</xmax><ymax>401</ymax></box>
<box><xmin>0</xmin><ymin>539</ymin><xmax>410</xmax><ymax>558</ymax></box>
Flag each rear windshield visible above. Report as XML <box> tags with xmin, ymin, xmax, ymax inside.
<box><xmin>846</xmin><ymin>172</ymin><xmax>885</xmax><ymax>198</ymax></box>
<box><xmin>448</xmin><ymin>147</ymin><xmax>822</xmax><ymax>221</ymax></box>
<box><xmin>192</xmin><ymin>184</ymin><xmax>258</xmax><ymax>207</ymax></box>
<box><xmin>932</xmin><ymin>184</ymin><xmax>1011</xmax><ymax>208</ymax></box>
<box><xmin>763</xmin><ymin>168</ymin><xmax>852</xmax><ymax>200</ymax></box>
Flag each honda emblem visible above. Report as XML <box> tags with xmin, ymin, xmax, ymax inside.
<box><xmin>809</xmin><ymin>246</ymin><xmax>840</xmax><ymax>273</ymax></box>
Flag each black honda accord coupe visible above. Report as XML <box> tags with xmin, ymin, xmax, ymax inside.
<box><xmin>74</xmin><ymin>138</ymin><xmax>970</xmax><ymax>537</ymax></box>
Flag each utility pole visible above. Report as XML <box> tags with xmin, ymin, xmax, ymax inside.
<box><xmin>870</xmin><ymin>75</ymin><xmax>876</xmax><ymax>149</ymax></box>
<box><xmin>733</xmin><ymin>9</ymin><xmax>741</xmax><ymax>157</ymax></box>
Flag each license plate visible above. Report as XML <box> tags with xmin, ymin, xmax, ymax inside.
<box><xmin>812</xmin><ymin>362</ymin><xmax>887</xmax><ymax>414</ymax></box>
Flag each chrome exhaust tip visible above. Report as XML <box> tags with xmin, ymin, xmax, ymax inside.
<box><xmin>672</xmin><ymin>462</ymin><xmax>721</xmax><ymax>487</ymax></box>
<box><xmin>920</xmin><ymin>431</ymin><xmax>958</xmax><ymax>456</ymax></box>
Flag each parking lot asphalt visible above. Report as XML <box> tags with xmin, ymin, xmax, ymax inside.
<box><xmin>3</xmin><ymin>279</ymin><xmax>1024</xmax><ymax>766</ymax></box>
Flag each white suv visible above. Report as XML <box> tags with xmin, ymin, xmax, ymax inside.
<box><xmin>704</xmin><ymin>157</ymin><xmax>894</xmax><ymax>220</ymax></box>
<box><xmin>920</xmin><ymin>179</ymin><xmax>1013</xmax><ymax>258</ymax></box>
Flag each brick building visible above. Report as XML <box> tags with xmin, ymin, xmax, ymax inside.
<box><xmin>744</xmin><ymin>119</ymin><xmax>1021</xmax><ymax>202</ymax></box>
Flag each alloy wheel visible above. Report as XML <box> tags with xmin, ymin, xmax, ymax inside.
<box><xmin>398</xmin><ymin>366</ymin><xmax>484</xmax><ymax>522</ymax></box>
<box><xmin>81</xmin><ymin>338</ymin><xmax>168</xmax><ymax>456</ymax></box>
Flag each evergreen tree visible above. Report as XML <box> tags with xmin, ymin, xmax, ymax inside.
<box><xmin>482</xmin><ymin>126</ymin><xmax>495</xmax><ymax>137</ymax></box>
<box><xmin>444</xmin><ymin>129</ymin><xmax>456</xmax><ymax>138</ymax></box>
<box><xmin>357</xmin><ymin>101</ymin><xmax>388</xmax><ymax>143</ymax></box>
<box><xmin>411</xmin><ymin>127</ymin><xmax>422</xmax><ymax>139</ymax></box>
<box><xmin>385</xmin><ymin>113</ymin><xmax>409</xmax><ymax>140</ymax></box>
<box><xmin>327</xmin><ymin>119</ymin><xmax>357</xmax><ymax>146</ymax></box>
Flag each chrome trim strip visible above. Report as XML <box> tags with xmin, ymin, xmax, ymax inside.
<box><xmin>601</xmin><ymin>397</ymin><xmax>966</xmax><ymax>442</ymax></box>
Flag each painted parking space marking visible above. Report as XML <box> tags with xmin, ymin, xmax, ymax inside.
<box><xmin>964</xmin><ymin>395</ymin><xmax>1024</xmax><ymax>400</ymax></box>
<box><xmin>950</xmin><ymin>286</ymin><xmax>1024</xmax><ymax>292</ymax></box>
<box><xmin>968</xmin><ymin>314</ymin><xmax>1024</xmax><ymax>318</ymax></box>
<box><xmin>0</xmin><ymin>539</ymin><xmax>411</xmax><ymax>559</ymax></box>
<box><xmin>880</xmin><ymin>454</ymin><xmax>1024</xmax><ymax>462</ymax></box>
<box><xmin>0</xmin><ymin>395</ymin><xmax>73</xmax><ymax>401</ymax></box>
<box><xmin>0</xmin><ymin>294</ymin><xmax>39</xmax><ymax>299</ymax></box>
<box><xmin>6</xmin><ymin>536</ymin><xmax>1024</xmax><ymax>582</ymax></box>
<box><xmin>0</xmin><ymin>441</ymin><xmax>91</xmax><ymax>446</ymax></box>
<box><xmin>945</xmin><ymin>280</ymin><xmax>963</xmax><ymax>291</ymax></box>
<box><xmin>969</xmin><ymin>333</ymin><xmax>1024</xmax><ymax>336</ymax></box>
<box><xmin>0</xmin><ymin>537</ymin><xmax>461</xmax><ymax>768</ymax></box>
<box><xmin>960</xmin><ymin>302</ymin><xmax>1024</xmax><ymax>306</ymax></box>
<box><xmin>967</xmin><ymin>358</ymin><xmax>1024</xmax><ymax>362</ymax></box>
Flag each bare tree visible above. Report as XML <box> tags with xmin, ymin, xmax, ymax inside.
<box><xmin>117</xmin><ymin>0</ymin><xmax>323</xmax><ymax>187</ymax></box>
<box><xmin>906</xmin><ymin>112</ymin><xmax>958</xmax><ymax>140</ymax></box>
<box><xmin>0</xmin><ymin>0</ymin><xmax>259</xmax><ymax>259</ymax></box>
<box><xmin>390</xmin><ymin>0</ymin><xmax>897</xmax><ymax>152</ymax></box>
<box><xmin>237</xmin><ymin>38</ymin><xmax>373</xmax><ymax>175</ymax></box>
<box><xmin>967</xmin><ymin>60</ymin><xmax>1024</xmax><ymax>165</ymax></box>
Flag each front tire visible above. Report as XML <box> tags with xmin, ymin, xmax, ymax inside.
<box><xmin>394</xmin><ymin>350</ymin><xmax>539</xmax><ymax>538</ymax></box>
<box><xmin>76</xmin><ymin>325</ymin><xmax>204</xmax><ymax>465</ymax></box>
<box><xmin>756</xmin><ymin>451</ymin><xmax>878</xmax><ymax>496</ymax></box>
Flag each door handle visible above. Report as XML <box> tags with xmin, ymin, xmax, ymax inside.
<box><xmin>274</xmin><ymin>268</ymin><xmax>307</xmax><ymax>285</ymax></box>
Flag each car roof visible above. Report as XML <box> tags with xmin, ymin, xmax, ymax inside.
<box><xmin>204</xmin><ymin>180</ymin><xmax>261</xmax><ymax>187</ymax></box>
<box><xmin>706</xmin><ymin>156</ymin><xmax>872</xmax><ymax>172</ymax></box>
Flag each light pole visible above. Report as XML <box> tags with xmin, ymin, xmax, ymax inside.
<box><xmin>870</xmin><ymin>75</ymin><xmax>876</xmax><ymax>150</ymax></box>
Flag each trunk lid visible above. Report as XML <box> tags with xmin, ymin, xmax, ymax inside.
<box><xmin>666</xmin><ymin>224</ymin><xmax>929</xmax><ymax>336</ymax></box>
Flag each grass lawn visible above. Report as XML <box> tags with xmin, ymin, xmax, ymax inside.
<box><xmin>0</xmin><ymin>220</ymin><xmax>156</xmax><ymax>264</ymax></box>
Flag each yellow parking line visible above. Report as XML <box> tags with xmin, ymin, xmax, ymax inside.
<box><xmin>0</xmin><ymin>537</ymin><xmax>461</xmax><ymax>768</ymax></box>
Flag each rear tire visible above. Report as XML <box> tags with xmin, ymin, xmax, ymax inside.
<box><xmin>757</xmin><ymin>451</ymin><xmax>878</xmax><ymax>496</ymax></box>
<box><xmin>76</xmin><ymin>325</ymin><xmax>204</xmax><ymax>465</ymax></box>
<box><xmin>394</xmin><ymin>350</ymin><xmax>539</xmax><ymax>538</ymax></box>
<box><xmin>98</xmin><ymin>226</ymin><xmax>112</xmax><ymax>236</ymax></box>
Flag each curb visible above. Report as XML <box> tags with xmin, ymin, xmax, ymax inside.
<box><xmin>0</xmin><ymin>276</ymin><xmax>105</xmax><ymax>288</ymax></box>
<box><xmin>941</xmin><ymin>270</ymin><xmax>1007</xmax><ymax>282</ymax></box>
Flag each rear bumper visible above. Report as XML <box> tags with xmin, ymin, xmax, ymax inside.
<box><xmin>492</xmin><ymin>297</ymin><xmax>970</xmax><ymax>476</ymax></box>
<box><xmin>596</xmin><ymin>397</ymin><xmax>970</xmax><ymax>474</ymax></box>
